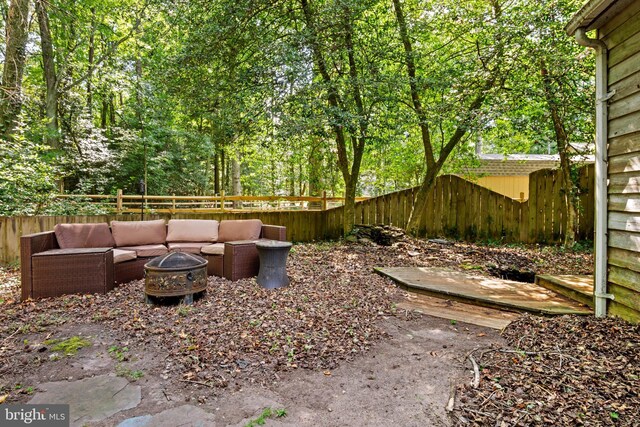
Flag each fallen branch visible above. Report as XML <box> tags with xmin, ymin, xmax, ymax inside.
<box><xmin>179</xmin><ymin>379</ymin><xmax>214</xmax><ymax>388</ymax></box>
<box><xmin>446</xmin><ymin>381</ymin><xmax>456</xmax><ymax>412</ymax></box>
<box><xmin>468</xmin><ymin>354</ymin><xmax>480</xmax><ymax>388</ymax></box>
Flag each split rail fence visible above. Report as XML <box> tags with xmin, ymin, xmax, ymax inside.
<box><xmin>0</xmin><ymin>165</ymin><xmax>594</xmax><ymax>264</ymax></box>
<box><xmin>54</xmin><ymin>191</ymin><xmax>367</xmax><ymax>213</ymax></box>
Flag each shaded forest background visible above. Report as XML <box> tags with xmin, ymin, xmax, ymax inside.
<box><xmin>0</xmin><ymin>0</ymin><xmax>594</xmax><ymax>231</ymax></box>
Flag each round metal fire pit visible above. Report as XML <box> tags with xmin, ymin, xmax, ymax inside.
<box><xmin>144</xmin><ymin>252</ymin><xmax>208</xmax><ymax>304</ymax></box>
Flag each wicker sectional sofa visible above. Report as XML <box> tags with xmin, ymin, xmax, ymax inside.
<box><xmin>20</xmin><ymin>219</ymin><xmax>286</xmax><ymax>300</ymax></box>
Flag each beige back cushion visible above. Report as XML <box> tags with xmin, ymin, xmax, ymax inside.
<box><xmin>111</xmin><ymin>220</ymin><xmax>167</xmax><ymax>247</ymax></box>
<box><xmin>54</xmin><ymin>223</ymin><xmax>116</xmax><ymax>249</ymax></box>
<box><xmin>217</xmin><ymin>219</ymin><xmax>263</xmax><ymax>242</ymax></box>
<box><xmin>166</xmin><ymin>219</ymin><xmax>219</xmax><ymax>243</ymax></box>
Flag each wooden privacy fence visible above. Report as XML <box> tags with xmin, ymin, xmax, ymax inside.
<box><xmin>324</xmin><ymin>164</ymin><xmax>595</xmax><ymax>243</ymax></box>
<box><xmin>0</xmin><ymin>165</ymin><xmax>594</xmax><ymax>264</ymax></box>
<box><xmin>0</xmin><ymin>211</ymin><xmax>327</xmax><ymax>265</ymax></box>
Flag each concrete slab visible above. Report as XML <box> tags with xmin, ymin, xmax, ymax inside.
<box><xmin>377</xmin><ymin>267</ymin><xmax>592</xmax><ymax>315</ymax></box>
<box><xmin>29</xmin><ymin>374</ymin><xmax>141</xmax><ymax>427</ymax></box>
<box><xmin>117</xmin><ymin>405</ymin><xmax>218</xmax><ymax>427</ymax></box>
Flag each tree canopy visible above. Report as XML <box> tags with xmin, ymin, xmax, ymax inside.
<box><xmin>0</xmin><ymin>0</ymin><xmax>594</xmax><ymax>233</ymax></box>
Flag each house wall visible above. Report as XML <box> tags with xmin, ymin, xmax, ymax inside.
<box><xmin>476</xmin><ymin>176</ymin><xmax>529</xmax><ymax>200</ymax></box>
<box><xmin>600</xmin><ymin>0</ymin><xmax>640</xmax><ymax>322</ymax></box>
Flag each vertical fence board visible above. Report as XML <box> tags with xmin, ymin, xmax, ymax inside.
<box><xmin>543</xmin><ymin>170</ymin><xmax>554</xmax><ymax>243</ymax></box>
<box><xmin>431</xmin><ymin>177</ymin><xmax>442</xmax><ymax>236</ymax></box>
<box><xmin>551</xmin><ymin>170</ymin><xmax>563</xmax><ymax>243</ymax></box>
<box><xmin>535</xmin><ymin>171</ymin><xmax>546</xmax><ymax>242</ymax></box>
<box><xmin>446</xmin><ymin>177</ymin><xmax>455</xmax><ymax>235</ymax></box>
<box><xmin>465</xmin><ymin>180</ymin><xmax>476</xmax><ymax>240</ymax></box>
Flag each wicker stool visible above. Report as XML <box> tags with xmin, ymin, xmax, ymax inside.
<box><xmin>256</xmin><ymin>240</ymin><xmax>292</xmax><ymax>289</ymax></box>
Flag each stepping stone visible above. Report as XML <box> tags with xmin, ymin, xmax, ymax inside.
<box><xmin>117</xmin><ymin>405</ymin><xmax>218</xmax><ymax>427</ymax></box>
<box><xmin>29</xmin><ymin>374</ymin><xmax>140</xmax><ymax>426</ymax></box>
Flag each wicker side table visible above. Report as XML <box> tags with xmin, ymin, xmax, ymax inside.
<box><xmin>256</xmin><ymin>240</ymin><xmax>292</xmax><ymax>289</ymax></box>
<box><xmin>223</xmin><ymin>240</ymin><xmax>260</xmax><ymax>281</ymax></box>
<box><xmin>30</xmin><ymin>248</ymin><xmax>114</xmax><ymax>299</ymax></box>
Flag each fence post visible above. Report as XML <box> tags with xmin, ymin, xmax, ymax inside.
<box><xmin>220</xmin><ymin>190</ymin><xmax>225</xmax><ymax>212</ymax></box>
<box><xmin>172</xmin><ymin>194</ymin><xmax>176</xmax><ymax>213</ymax></box>
<box><xmin>322</xmin><ymin>190</ymin><xmax>327</xmax><ymax>211</ymax></box>
<box><xmin>116</xmin><ymin>189</ymin><xmax>123</xmax><ymax>213</ymax></box>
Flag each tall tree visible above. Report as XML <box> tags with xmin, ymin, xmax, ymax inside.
<box><xmin>35</xmin><ymin>0</ymin><xmax>59</xmax><ymax>145</ymax></box>
<box><xmin>484</xmin><ymin>0</ymin><xmax>594</xmax><ymax>246</ymax></box>
<box><xmin>392</xmin><ymin>0</ymin><xmax>505</xmax><ymax>235</ymax></box>
<box><xmin>0</xmin><ymin>0</ymin><xmax>30</xmax><ymax>138</ymax></box>
<box><xmin>299</xmin><ymin>0</ymin><xmax>383</xmax><ymax>234</ymax></box>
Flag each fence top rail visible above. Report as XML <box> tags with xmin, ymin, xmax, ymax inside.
<box><xmin>53</xmin><ymin>193</ymin><xmax>369</xmax><ymax>202</ymax></box>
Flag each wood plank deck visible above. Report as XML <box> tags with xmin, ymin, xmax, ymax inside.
<box><xmin>397</xmin><ymin>293</ymin><xmax>520</xmax><ymax>330</ymax></box>
<box><xmin>535</xmin><ymin>275</ymin><xmax>594</xmax><ymax>308</ymax></box>
<box><xmin>377</xmin><ymin>267</ymin><xmax>592</xmax><ymax>315</ymax></box>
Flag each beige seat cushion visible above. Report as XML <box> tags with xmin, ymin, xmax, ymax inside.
<box><xmin>217</xmin><ymin>219</ymin><xmax>263</xmax><ymax>242</ymax></box>
<box><xmin>166</xmin><ymin>219</ymin><xmax>219</xmax><ymax>243</ymax></box>
<box><xmin>117</xmin><ymin>244</ymin><xmax>168</xmax><ymax>257</ymax></box>
<box><xmin>54</xmin><ymin>223</ymin><xmax>115</xmax><ymax>249</ymax></box>
<box><xmin>111</xmin><ymin>220</ymin><xmax>166</xmax><ymax>247</ymax></box>
<box><xmin>200</xmin><ymin>243</ymin><xmax>225</xmax><ymax>255</ymax></box>
<box><xmin>112</xmin><ymin>248</ymin><xmax>137</xmax><ymax>264</ymax></box>
<box><xmin>168</xmin><ymin>242</ymin><xmax>209</xmax><ymax>254</ymax></box>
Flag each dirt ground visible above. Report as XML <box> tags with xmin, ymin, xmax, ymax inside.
<box><xmin>4</xmin><ymin>313</ymin><xmax>502</xmax><ymax>426</ymax></box>
<box><xmin>0</xmin><ymin>238</ymin><xmax>596</xmax><ymax>426</ymax></box>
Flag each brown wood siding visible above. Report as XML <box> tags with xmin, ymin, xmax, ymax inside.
<box><xmin>604</xmin><ymin>1</ymin><xmax>640</xmax><ymax>323</ymax></box>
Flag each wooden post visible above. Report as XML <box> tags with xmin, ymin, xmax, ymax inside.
<box><xmin>520</xmin><ymin>192</ymin><xmax>525</xmax><ymax>202</ymax></box>
<box><xmin>172</xmin><ymin>194</ymin><xmax>176</xmax><ymax>213</ymax></box>
<box><xmin>322</xmin><ymin>190</ymin><xmax>327</xmax><ymax>211</ymax></box>
<box><xmin>116</xmin><ymin>189</ymin><xmax>123</xmax><ymax>213</ymax></box>
<box><xmin>220</xmin><ymin>190</ymin><xmax>225</xmax><ymax>212</ymax></box>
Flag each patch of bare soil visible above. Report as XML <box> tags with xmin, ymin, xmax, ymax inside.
<box><xmin>455</xmin><ymin>314</ymin><xmax>640</xmax><ymax>426</ymax></box>
<box><xmin>0</xmin><ymin>238</ymin><xmax>595</xmax><ymax>425</ymax></box>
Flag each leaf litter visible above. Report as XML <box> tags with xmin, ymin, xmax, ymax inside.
<box><xmin>454</xmin><ymin>314</ymin><xmax>640</xmax><ymax>426</ymax></box>
<box><xmin>0</xmin><ymin>236</ymin><xmax>605</xmax><ymax>414</ymax></box>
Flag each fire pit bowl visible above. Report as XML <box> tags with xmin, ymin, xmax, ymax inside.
<box><xmin>144</xmin><ymin>252</ymin><xmax>208</xmax><ymax>304</ymax></box>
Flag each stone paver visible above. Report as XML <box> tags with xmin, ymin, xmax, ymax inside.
<box><xmin>117</xmin><ymin>405</ymin><xmax>217</xmax><ymax>427</ymax></box>
<box><xmin>29</xmin><ymin>374</ymin><xmax>141</xmax><ymax>427</ymax></box>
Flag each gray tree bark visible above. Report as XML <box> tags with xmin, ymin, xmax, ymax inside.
<box><xmin>0</xmin><ymin>0</ymin><xmax>30</xmax><ymax>138</ymax></box>
<box><xmin>35</xmin><ymin>0</ymin><xmax>59</xmax><ymax>146</ymax></box>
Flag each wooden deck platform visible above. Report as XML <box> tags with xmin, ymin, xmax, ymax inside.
<box><xmin>535</xmin><ymin>275</ymin><xmax>594</xmax><ymax>308</ymax></box>
<box><xmin>397</xmin><ymin>293</ymin><xmax>520</xmax><ymax>330</ymax></box>
<box><xmin>377</xmin><ymin>267</ymin><xmax>592</xmax><ymax>316</ymax></box>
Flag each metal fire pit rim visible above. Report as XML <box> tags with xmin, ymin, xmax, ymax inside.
<box><xmin>144</xmin><ymin>264</ymin><xmax>207</xmax><ymax>272</ymax></box>
<box><xmin>144</xmin><ymin>252</ymin><xmax>207</xmax><ymax>272</ymax></box>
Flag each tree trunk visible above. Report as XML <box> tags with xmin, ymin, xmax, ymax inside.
<box><xmin>232</xmin><ymin>154</ymin><xmax>242</xmax><ymax>195</ymax></box>
<box><xmin>87</xmin><ymin>7</ymin><xmax>96</xmax><ymax>116</ymax></box>
<box><xmin>0</xmin><ymin>0</ymin><xmax>30</xmax><ymax>138</ymax></box>
<box><xmin>213</xmin><ymin>144</ymin><xmax>220</xmax><ymax>194</ymax></box>
<box><xmin>308</xmin><ymin>139</ymin><xmax>323</xmax><ymax>209</ymax></box>
<box><xmin>541</xmin><ymin>63</ymin><xmax>577</xmax><ymax>246</ymax></box>
<box><xmin>393</xmin><ymin>0</ymin><xmax>499</xmax><ymax>236</ymax></box>
<box><xmin>289</xmin><ymin>162</ymin><xmax>295</xmax><ymax>196</ymax></box>
<box><xmin>231</xmin><ymin>151</ymin><xmax>241</xmax><ymax>208</ymax></box>
<box><xmin>342</xmin><ymin>174</ymin><xmax>358</xmax><ymax>235</ymax></box>
<box><xmin>35</xmin><ymin>0</ymin><xmax>59</xmax><ymax>146</ymax></box>
<box><xmin>100</xmin><ymin>97</ymin><xmax>108</xmax><ymax>128</ymax></box>
<box><xmin>220</xmin><ymin>147</ymin><xmax>226</xmax><ymax>193</ymax></box>
<box><xmin>300</xmin><ymin>0</ymin><xmax>366</xmax><ymax>235</ymax></box>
